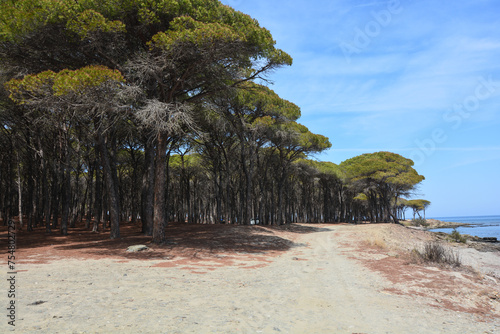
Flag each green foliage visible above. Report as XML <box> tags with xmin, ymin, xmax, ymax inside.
<box><xmin>298</xmin><ymin>159</ymin><xmax>342</xmax><ymax>178</ymax></box>
<box><xmin>339</xmin><ymin>152</ymin><xmax>425</xmax><ymax>223</ymax></box>
<box><xmin>234</xmin><ymin>83</ymin><xmax>301</xmax><ymax>122</ymax></box>
<box><xmin>4</xmin><ymin>70</ymin><xmax>57</xmax><ymax>104</ymax></box>
<box><xmin>340</xmin><ymin>152</ymin><xmax>425</xmax><ymax>199</ymax></box>
<box><xmin>406</xmin><ymin>199</ymin><xmax>431</xmax><ymax>220</ymax></box>
<box><xmin>0</xmin><ymin>0</ymin><xmax>290</xmax><ymax>67</ymax></box>
<box><xmin>0</xmin><ymin>0</ymin><xmax>429</xmax><ymax>237</ymax></box>
<box><xmin>341</xmin><ymin>151</ymin><xmax>424</xmax><ymax>188</ymax></box>
<box><xmin>449</xmin><ymin>228</ymin><xmax>467</xmax><ymax>243</ymax></box>
<box><xmin>411</xmin><ymin>218</ymin><xmax>429</xmax><ymax>227</ymax></box>
<box><xmin>406</xmin><ymin>199</ymin><xmax>431</xmax><ymax>211</ymax></box>
<box><xmin>5</xmin><ymin>66</ymin><xmax>125</xmax><ymax>103</ymax></box>
<box><xmin>298</xmin><ymin>127</ymin><xmax>331</xmax><ymax>152</ymax></box>
<box><xmin>272</xmin><ymin>121</ymin><xmax>331</xmax><ymax>153</ymax></box>
<box><xmin>54</xmin><ymin>66</ymin><xmax>124</xmax><ymax>96</ymax></box>
<box><xmin>66</xmin><ymin>9</ymin><xmax>126</xmax><ymax>39</ymax></box>
<box><xmin>1</xmin><ymin>0</ymin><xmax>292</xmax><ymax>115</ymax></box>
<box><xmin>0</xmin><ymin>0</ymin><xmax>44</xmax><ymax>42</ymax></box>
<box><xmin>149</xmin><ymin>16</ymin><xmax>245</xmax><ymax>51</ymax></box>
<box><xmin>169</xmin><ymin>153</ymin><xmax>202</xmax><ymax>168</ymax></box>
<box><xmin>354</xmin><ymin>193</ymin><xmax>368</xmax><ymax>202</ymax></box>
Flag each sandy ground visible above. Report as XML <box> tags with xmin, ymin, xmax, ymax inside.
<box><xmin>2</xmin><ymin>222</ymin><xmax>500</xmax><ymax>333</ymax></box>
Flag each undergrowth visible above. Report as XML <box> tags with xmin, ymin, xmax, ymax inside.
<box><xmin>448</xmin><ymin>228</ymin><xmax>467</xmax><ymax>243</ymax></box>
<box><xmin>409</xmin><ymin>241</ymin><xmax>461</xmax><ymax>267</ymax></box>
<box><xmin>411</xmin><ymin>218</ymin><xmax>429</xmax><ymax>227</ymax></box>
<box><xmin>366</xmin><ymin>237</ymin><xmax>388</xmax><ymax>250</ymax></box>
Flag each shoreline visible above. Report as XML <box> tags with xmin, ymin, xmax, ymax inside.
<box><xmin>401</xmin><ymin>218</ymin><xmax>471</xmax><ymax>229</ymax></box>
<box><xmin>401</xmin><ymin>219</ymin><xmax>500</xmax><ymax>252</ymax></box>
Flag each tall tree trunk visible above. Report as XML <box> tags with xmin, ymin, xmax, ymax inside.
<box><xmin>85</xmin><ymin>159</ymin><xmax>94</xmax><ymax>227</ymax></box>
<box><xmin>129</xmin><ymin>148</ymin><xmax>139</xmax><ymax>224</ymax></box>
<box><xmin>97</xmin><ymin>132</ymin><xmax>120</xmax><ymax>239</ymax></box>
<box><xmin>61</xmin><ymin>128</ymin><xmax>71</xmax><ymax>235</ymax></box>
<box><xmin>93</xmin><ymin>161</ymin><xmax>102</xmax><ymax>233</ymax></box>
<box><xmin>16</xmin><ymin>152</ymin><xmax>22</xmax><ymax>229</ymax></box>
<box><xmin>141</xmin><ymin>140</ymin><xmax>155</xmax><ymax>236</ymax></box>
<box><xmin>26</xmin><ymin>146</ymin><xmax>35</xmax><ymax>231</ymax></box>
<box><xmin>61</xmin><ymin>148</ymin><xmax>71</xmax><ymax>235</ymax></box>
<box><xmin>214</xmin><ymin>167</ymin><xmax>222</xmax><ymax>223</ymax></box>
<box><xmin>277</xmin><ymin>173</ymin><xmax>286</xmax><ymax>225</ymax></box>
<box><xmin>71</xmin><ymin>158</ymin><xmax>82</xmax><ymax>228</ymax></box>
<box><xmin>152</xmin><ymin>134</ymin><xmax>168</xmax><ymax>244</ymax></box>
<box><xmin>243</xmin><ymin>146</ymin><xmax>254</xmax><ymax>225</ymax></box>
<box><xmin>50</xmin><ymin>163</ymin><xmax>60</xmax><ymax>229</ymax></box>
<box><xmin>42</xmin><ymin>160</ymin><xmax>50</xmax><ymax>233</ymax></box>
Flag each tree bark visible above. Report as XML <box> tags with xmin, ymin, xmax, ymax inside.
<box><xmin>16</xmin><ymin>152</ymin><xmax>23</xmax><ymax>229</ymax></box>
<box><xmin>141</xmin><ymin>140</ymin><xmax>155</xmax><ymax>236</ymax></box>
<box><xmin>61</xmin><ymin>128</ymin><xmax>71</xmax><ymax>235</ymax></box>
<box><xmin>60</xmin><ymin>148</ymin><xmax>71</xmax><ymax>235</ymax></box>
<box><xmin>97</xmin><ymin>132</ymin><xmax>120</xmax><ymax>239</ymax></box>
<box><xmin>152</xmin><ymin>134</ymin><xmax>168</xmax><ymax>244</ymax></box>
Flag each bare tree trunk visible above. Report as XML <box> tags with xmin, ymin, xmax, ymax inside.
<box><xmin>85</xmin><ymin>158</ymin><xmax>94</xmax><ymax>228</ymax></box>
<box><xmin>61</xmin><ymin>128</ymin><xmax>71</xmax><ymax>235</ymax></box>
<box><xmin>152</xmin><ymin>134</ymin><xmax>168</xmax><ymax>244</ymax></box>
<box><xmin>16</xmin><ymin>152</ymin><xmax>22</xmax><ymax>229</ymax></box>
<box><xmin>277</xmin><ymin>174</ymin><xmax>286</xmax><ymax>225</ymax></box>
<box><xmin>129</xmin><ymin>147</ymin><xmax>139</xmax><ymax>224</ymax></box>
<box><xmin>141</xmin><ymin>140</ymin><xmax>155</xmax><ymax>236</ymax></box>
<box><xmin>61</xmin><ymin>144</ymin><xmax>71</xmax><ymax>235</ymax></box>
<box><xmin>93</xmin><ymin>161</ymin><xmax>102</xmax><ymax>233</ymax></box>
<box><xmin>42</xmin><ymin>160</ymin><xmax>50</xmax><ymax>233</ymax></box>
<box><xmin>97</xmin><ymin>132</ymin><xmax>120</xmax><ymax>239</ymax></box>
<box><xmin>26</xmin><ymin>145</ymin><xmax>35</xmax><ymax>231</ymax></box>
<box><xmin>71</xmin><ymin>158</ymin><xmax>82</xmax><ymax>228</ymax></box>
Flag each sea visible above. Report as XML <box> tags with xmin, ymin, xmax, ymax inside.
<box><xmin>430</xmin><ymin>215</ymin><xmax>500</xmax><ymax>240</ymax></box>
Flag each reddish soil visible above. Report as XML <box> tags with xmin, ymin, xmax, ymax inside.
<box><xmin>2</xmin><ymin>220</ymin><xmax>499</xmax><ymax>322</ymax></box>
<box><xmin>342</xmin><ymin>231</ymin><xmax>500</xmax><ymax>322</ymax></box>
<box><xmin>0</xmin><ymin>220</ymin><xmax>324</xmax><ymax>268</ymax></box>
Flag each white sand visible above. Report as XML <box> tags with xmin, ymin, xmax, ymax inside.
<box><xmin>5</xmin><ymin>224</ymin><xmax>500</xmax><ymax>333</ymax></box>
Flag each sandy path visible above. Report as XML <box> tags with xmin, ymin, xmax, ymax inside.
<box><xmin>5</xmin><ymin>224</ymin><xmax>500</xmax><ymax>333</ymax></box>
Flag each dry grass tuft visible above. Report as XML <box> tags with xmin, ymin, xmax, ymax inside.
<box><xmin>365</xmin><ymin>237</ymin><xmax>389</xmax><ymax>250</ymax></box>
<box><xmin>408</xmin><ymin>241</ymin><xmax>461</xmax><ymax>268</ymax></box>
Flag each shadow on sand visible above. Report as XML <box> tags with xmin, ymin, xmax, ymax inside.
<box><xmin>0</xmin><ymin>221</ymin><xmax>334</xmax><ymax>262</ymax></box>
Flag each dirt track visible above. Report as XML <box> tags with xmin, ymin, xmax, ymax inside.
<box><xmin>3</xmin><ymin>223</ymin><xmax>500</xmax><ymax>333</ymax></box>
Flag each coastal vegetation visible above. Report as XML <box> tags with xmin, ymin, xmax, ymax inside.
<box><xmin>449</xmin><ymin>228</ymin><xmax>467</xmax><ymax>243</ymax></box>
<box><xmin>410</xmin><ymin>242</ymin><xmax>462</xmax><ymax>268</ymax></box>
<box><xmin>0</xmin><ymin>0</ymin><xmax>426</xmax><ymax>243</ymax></box>
<box><xmin>405</xmin><ymin>199</ymin><xmax>431</xmax><ymax>220</ymax></box>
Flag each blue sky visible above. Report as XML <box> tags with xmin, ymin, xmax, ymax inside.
<box><xmin>221</xmin><ymin>0</ymin><xmax>500</xmax><ymax>218</ymax></box>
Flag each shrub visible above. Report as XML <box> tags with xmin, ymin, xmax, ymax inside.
<box><xmin>411</xmin><ymin>218</ymin><xmax>429</xmax><ymax>227</ymax></box>
<box><xmin>366</xmin><ymin>237</ymin><xmax>388</xmax><ymax>250</ymax></box>
<box><xmin>412</xmin><ymin>242</ymin><xmax>461</xmax><ymax>267</ymax></box>
<box><xmin>449</xmin><ymin>228</ymin><xmax>467</xmax><ymax>243</ymax></box>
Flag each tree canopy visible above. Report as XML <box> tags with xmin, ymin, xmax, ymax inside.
<box><xmin>0</xmin><ymin>1</ymin><xmax>427</xmax><ymax>243</ymax></box>
<box><xmin>340</xmin><ymin>152</ymin><xmax>425</xmax><ymax>223</ymax></box>
<box><xmin>406</xmin><ymin>199</ymin><xmax>431</xmax><ymax>220</ymax></box>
